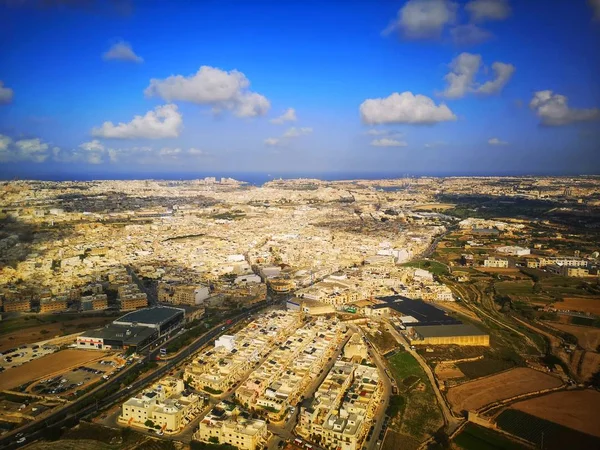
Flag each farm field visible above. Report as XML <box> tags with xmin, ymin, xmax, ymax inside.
<box><xmin>400</xmin><ymin>259</ymin><xmax>449</xmax><ymax>275</ymax></box>
<box><xmin>453</xmin><ymin>422</ymin><xmax>530</xmax><ymax>450</ymax></box>
<box><xmin>546</xmin><ymin>323</ymin><xmax>600</xmax><ymax>351</ymax></box>
<box><xmin>510</xmin><ymin>390</ymin><xmax>600</xmax><ymax>437</ymax></box>
<box><xmin>0</xmin><ymin>315</ymin><xmax>116</xmax><ymax>352</ymax></box>
<box><xmin>0</xmin><ymin>349</ymin><xmax>105</xmax><ymax>391</ymax></box>
<box><xmin>496</xmin><ymin>409</ymin><xmax>600</xmax><ymax>450</ymax></box>
<box><xmin>434</xmin><ymin>362</ymin><xmax>465</xmax><ymax>382</ymax></box>
<box><xmin>446</xmin><ymin>367</ymin><xmax>562</xmax><ymax>414</ymax></box>
<box><xmin>550</xmin><ymin>296</ymin><xmax>600</xmax><ymax>315</ymax></box>
<box><xmin>456</xmin><ymin>358</ymin><xmax>515</xmax><ymax>380</ymax></box>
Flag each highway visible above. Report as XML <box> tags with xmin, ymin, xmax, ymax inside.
<box><xmin>0</xmin><ymin>300</ymin><xmax>274</xmax><ymax>449</ymax></box>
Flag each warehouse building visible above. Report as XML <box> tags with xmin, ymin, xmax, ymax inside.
<box><xmin>410</xmin><ymin>324</ymin><xmax>489</xmax><ymax>346</ymax></box>
<box><xmin>113</xmin><ymin>306</ymin><xmax>185</xmax><ymax>336</ymax></box>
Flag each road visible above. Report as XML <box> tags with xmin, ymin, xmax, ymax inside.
<box><xmin>383</xmin><ymin>321</ymin><xmax>462</xmax><ymax>435</ymax></box>
<box><xmin>351</xmin><ymin>326</ymin><xmax>393</xmax><ymax>450</ymax></box>
<box><xmin>0</xmin><ymin>300</ymin><xmax>274</xmax><ymax>450</ymax></box>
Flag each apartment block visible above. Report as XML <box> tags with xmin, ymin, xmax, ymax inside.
<box><xmin>158</xmin><ymin>283</ymin><xmax>210</xmax><ymax>306</ymax></box>
<box><xmin>120</xmin><ymin>293</ymin><xmax>148</xmax><ymax>311</ymax></box>
<box><xmin>39</xmin><ymin>296</ymin><xmax>68</xmax><ymax>313</ymax></box>
<box><xmin>3</xmin><ymin>298</ymin><xmax>31</xmax><ymax>313</ymax></box>
<box><xmin>297</xmin><ymin>359</ymin><xmax>383</xmax><ymax>450</ymax></box>
<box><xmin>483</xmin><ymin>257</ymin><xmax>509</xmax><ymax>268</ymax></box>
<box><xmin>195</xmin><ymin>402</ymin><xmax>268</xmax><ymax>450</ymax></box>
<box><xmin>120</xmin><ymin>377</ymin><xmax>202</xmax><ymax>434</ymax></box>
<box><xmin>81</xmin><ymin>293</ymin><xmax>108</xmax><ymax>311</ymax></box>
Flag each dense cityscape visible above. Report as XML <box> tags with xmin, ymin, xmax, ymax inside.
<box><xmin>0</xmin><ymin>176</ymin><xmax>598</xmax><ymax>450</ymax></box>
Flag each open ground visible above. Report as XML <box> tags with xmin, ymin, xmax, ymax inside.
<box><xmin>0</xmin><ymin>349</ymin><xmax>107</xmax><ymax>391</ymax></box>
<box><xmin>550</xmin><ymin>296</ymin><xmax>600</xmax><ymax>315</ymax></box>
<box><xmin>508</xmin><ymin>390</ymin><xmax>600</xmax><ymax>438</ymax></box>
<box><xmin>446</xmin><ymin>367</ymin><xmax>563</xmax><ymax>414</ymax></box>
<box><xmin>546</xmin><ymin>323</ymin><xmax>600</xmax><ymax>352</ymax></box>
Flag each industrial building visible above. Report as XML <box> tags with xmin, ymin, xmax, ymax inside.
<box><xmin>76</xmin><ymin>306</ymin><xmax>185</xmax><ymax>350</ymax></box>
<box><xmin>113</xmin><ymin>306</ymin><xmax>185</xmax><ymax>336</ymax></box>
<box><xmin>410</xmin><ymin>324</ymin><xmax>489</xmax><ymax>346</ymax></box>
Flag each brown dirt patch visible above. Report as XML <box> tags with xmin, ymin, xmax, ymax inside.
<box><xmin>434</xmin><ymin>362</ymin><xmax>465</xmax><ymax>381</ymax></box>
<box><xmin>511</xmin><ymin>390</ymin><xmax>600</xmax><ymax>437</ymax></box>
<box><xmin>446</xmin><ymin>367</ymin><xmax>563</xmax><ymax>414</ymax></box>
<box><xmin>548</xmin><ymin>323</ymin><xmax>600</xmax><ymax>352</ymax></box>
<box><xmin>0</xmin><ymin>349</ymin><xmax>105</xmax><ymax>390</ymax></box>
<box><xmin>579</xmin><ymin>352</ymin><xmax>600</xmax><ymax>381</ymax></box>
<box><xmin>0</xmin><ymin>317</ymin><xmax>115</xmax><ymax>352</ymax></box>
<box><xmin>552</xmin><ymin>296</ymin><xmax>600</xmax><ymax>315</ymax></box>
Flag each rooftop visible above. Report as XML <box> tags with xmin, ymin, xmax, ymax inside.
<box><xmin>413</xmin><ymin>323</ymin><xmax>488</xmax><ymax>338</ymax></box>
<box><xmin>114</xmin><ymin>306</ymin><xmax>185</xmax><ymax>325</ymax></box>
<box><xmin>83</xmin><ymin>324</ymin><xmax>157</xmax><ymax>345</ymax></box>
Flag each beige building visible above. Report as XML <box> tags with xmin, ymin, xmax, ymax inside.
<box><xmin>120</xmin><ymin>377</ymin><xmax>201</xmax><ymax>434</ymax></box>
<box><xmin>121</xmin><ymin>293</ymin><xmax>148</xmax><ymax>311</ymax></box>
<box><xmin>81</xmin><ymin>293</ymin><xmax>108</xmax><ymax>311</ymax></box>
<box><xmin>158</xmin><ymin>283</ymin><xmax>210</xmax><ymax>306</ymax></box>
<box><xmin>3</xmin><ymin>298</ymin><xmax>31</xmax><ymax>313</ymax></box>
<box><xmin>196</xmin><ymin>414</ymin><xmax>268</xmax><ymax>450</ymax></box>
<box><xmin>483</xmin><ymin>257</ymin><xmax>509</xmax><ymax>268</ymax></box>
<box><xmin>39</xmin><ymin>296</ymin><xmax>68</xmax><ymax>313</ymax></box>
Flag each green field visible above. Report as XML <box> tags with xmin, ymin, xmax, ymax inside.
<box><xmin>496</xmin><ymin>409</ymin><xmax>600</xmax><ymax>450</ymax></box>
<box><xmin>457</xmin><ymin>358</ymin><xmax>516</xmax><ymax>380</ymax></box>
<box><xmin>494</xmin><ymin>281</ymin><xmax>534</xmax><ymax>296</ymax></box>
<box><xmin>454</xmin><ymin>423</ymin><xmax>529</xmax><ymax>450</ymax></box>
<box><xmin>400</xmin><ymin>259</ymin><xmax>449</xmax><ymax>276</ymax></box>
<box><xmin>386</xmin><ymin>351</ymin><xmax>443</xmax><ymax>442</ymax></box>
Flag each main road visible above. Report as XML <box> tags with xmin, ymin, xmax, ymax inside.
<box><xmin>0</xmin><ymin>300</ymin><xmax>275</xmax><ymax>450</ymax></box>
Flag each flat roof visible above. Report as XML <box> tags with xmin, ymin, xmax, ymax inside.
<box><xmin>376</xmin><ymin>296</ymin><xmax>461</xmax><ymax>326</ymax></box>
<box><xmin>114</xmin><ymin>306</ymin><xmax>185</xmax><ymax>325</ymax></box>
<box><xmin>83</xmin><ymin>324</ymin><xmax>157</xmax><ymax>345</ymax></box>
<box><xmin>413</xmin><ymin>324</ymin><xmax>488</xmax><ymax>338</ymax></box>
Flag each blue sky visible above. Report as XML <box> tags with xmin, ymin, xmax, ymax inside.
<box><xmin>0</xmin><ymin>0</ymin><xmax>599</xmax><ymax>179</ymax></box>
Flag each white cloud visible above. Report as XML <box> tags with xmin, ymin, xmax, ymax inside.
<box><xmin>264</xmin><ymin>137</ymin><xmax>280</xmax><ymax>146</ymax></box>
<box><xmin>144</xmin><ymin>66</ymin><xmax>270</xmax><ymax>118</ymax></box>
<box><xmin>78</xmin><ymin>139</ymin><xmax>106</xmax><ymax>164</ymax></box>
<box><xmin>79</xmin><ymin>139</ymin><xmax>104</xmax><ymax>152</ymax></box>
<box><xmin>441</xmin><ymin>52</ymin><xmax>482</xmax><ymax>98</ymax></box>
<box><xmin>589</xmin><ymin>0</ymin><xmax>600</xmax><ymax>20</ymax></box>
<box><xmin>360</xmin><ymin>92</ymin><xmax>456</xmax><ymax>125</ymax></box>
<box><xmin>466</xmin><ymin>0</ymin><xmax>511</xmax><ymax>22</ymax></box>
<box><xmin>477</xmin><ymin>62</ymin><xmax>515</xmax><ymax>94</ymax></box>
<box><xmin>0</xmin><ymin>81</ymin><xmax>14</xmax><ymax>104</ymax></box>
<box><xmin>529</xmin><ymin>90</ymin><xmax>600</xmax><ymax>126</ymax></box>
<box><xmin>283</xmin><ymin>127</ymin><xmax>312</xmax><ymax>138</ymax></box>
<box><xmin>270</xmin><ymin>108</ymin><xmax>297</xmax><ymax>124</ymax></box>
<box><xmin>92</xmin><ymin>104</ymin><xmax>182</xmax><ymax>139</ymax></box>
<box><xmin>102</xmin><ymin>40</ymin><xmax>143</xmax><ymax>63</ymax></box>
<box><xmin>441</xmin><ymin>53</ymin><xmax>514</xmax><ymax>98</ymax></box>
<box><xmin>488</xmin><ymin>137</ymin><xmax>508</xmax><ymax>145</ymax></box>
<box><xmin>450</xmin><ymin>24</ymin><xmax>492</xmax><ymax>45</ymax></box>
<box><xmin>188</xmin><ymin>148</ymin><xmax>206</xmax><ymax>156</ymax></box>
<box><xmin>384</xmin><ymin>0</ymin><xmax>457</xmax><ymax>39</ymax></box>
<box><xmin>371</xmin><ymin>138</ymin><xmax>408</xmax><ymax>147</ymax></box>
<box><xmin>0</xmin><ymin>135</ymin><xmax>51</xmax><ymax>163</ymax></box>
<box><xmin>159</xmin><ymin>147</ymin><xmax>182</xmax><ymax>157</ymax></box>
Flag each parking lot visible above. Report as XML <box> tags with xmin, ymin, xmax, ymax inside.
<box><xmin>30</xmin><ymin>357</ymin><xmax>120</xmax><ymax>397</ymax></box>
<box><xmin>0</xmin><ymin>344</ymin><xmax>58</xmax><ymax>371</ymax></box>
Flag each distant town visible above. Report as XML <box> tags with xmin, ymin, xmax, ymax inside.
<box><xmin>0</xmin><ymin>175</ymin><xmax>599</xmax><ymax>450</ymax></box>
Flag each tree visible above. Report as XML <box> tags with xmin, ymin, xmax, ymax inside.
<box><xmin>144</xmin><ymin>419</ymin><xmax>155</xmax><ymax>428</ymax></box>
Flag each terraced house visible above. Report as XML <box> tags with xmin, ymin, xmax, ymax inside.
<box><xmin>298</xmin><ymin>360</ymin><xmax>383</xmax><ymax>450</ymax></box>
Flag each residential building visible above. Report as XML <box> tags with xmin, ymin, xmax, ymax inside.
<box><xmin>483</xmin><ymin>257</ymin><xmax>509</xmax><ymax>268</ymax></box>
<box><xmin>3</xmin><ymin>298</ymin><xmax>31</xmax><ymax>313</ymax></box>
<box><xmin>39</xmin><ymin>296</ymin><xmax>68</xmax><ymax>313</ymax></box>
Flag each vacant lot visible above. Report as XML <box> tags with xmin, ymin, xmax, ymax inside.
<box><xmin>434</xmin><ymin>362</ymin><xmax>465</xmax><ymax>382</ymax></box>
<box><xmin>0</xmin><ymin>349</ymin><xmax>104</xmax><ymax>390</ymax></box>
<box><xmin>548</xmin><ymin>323</ymin><xmax>600</xmax><ymax>351</ymax></box>
<box><xmin>0</xmin><ymin>315</ymin><xmax>116</xmax><ymax>352</ymax></box>
<box><xmin>457</xmin><ymin>358</ymin><xmax>516</xmax><ymax>380</ymax></box>
<box><xmin>552</xmin><ymin>296</ymin><xmax>600</xmax><ymax>315</ymax></box>
<box><xmin>446</xmin><ymin>367</ymin><xmax>562</xmax><ymax>413</ymax></box>
<box><xmin>511</xmin><ymin>390</ymin><xmax>600</xmax><ymax>437</ymax></box>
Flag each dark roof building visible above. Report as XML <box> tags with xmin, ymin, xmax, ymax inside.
<box><xmin>113</xmin><ymin>305</ymin><xmax>185</xmax><ymax>335</ymax></box>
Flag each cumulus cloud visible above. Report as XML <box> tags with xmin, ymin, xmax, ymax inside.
<box><xmin>360</xmin><ymin>92</ymin><xmax>456</xmax><ymax>125</ymax></box>
<box><xmin>78</xmin><ymin>139</ymin><xmax>106</xmax><ymax>164</ymax></box>
<box><xmin>79</xmin><ymin>139</ymin><xmax>104</xmax><ymax>152</ymax></box>
<box><xmin>282</xmin><ymin>127</ymin><xmax>312</xmax><ymax>138</ymax></box>
<box><xmin>92</xmin><ymin>104</ymin><xmax>182</xmax><ymax>139</ymax></box>
<box><xmin>371</xmin><ymin>138</ymin><xmax>408</xmax><ymax>147</ymax></box>
<box><xmin>102</xmin><ymin>40</ymin><xmax>143</xmax><ymax>63</ymax></box>
<box><xmin>264</xmin><ymin>137</ymin><xmax>280</xmax><ymax>146</ymax></box>
<box><xmin>477</xmin><ymin>62</ymin><xmax>515</xmax><ymax>94</ymax></box>
<box><xmin>488</xmin><ymin>137</ymin><xmax>508</xmax><ymax>145</ymax></box>
<box><xmin>384</xmin><ymin>0</ymin><xmax>457</xmax><ymax>39</ymax></box>
<box><xmin>270</xmin><ymin>108</ymin><xmax>297</xmax><ymax>124</ymax></box>
<box><xmin>0</xmin><ymin>81</ymin><xmax>14</xmax><ymax>104</ymax></box>
<box><xmin>188</xmin><ymin>148</ymin><xmax>206</xmax><ymax>156</ymax></box>
<box><xmin>0</xmin><ymin>134</ymin><xmax>51</xmax><ymax>162</ymax></box>
<box><xmin>466</xmin><ymin>0</ymin><xmax>511</xmax><ymax>22</ymax></box>
<box><xmin>441</xmin><ymin>52</ymin><xmax>482</xmax><ymax>98</ymax></box>
<box><xmin>144</xmin><ymin>66</ymin><xmax>270</xmax><ymax>118</ymax></box>
<box><xmin>589</xmin><ymin>0</ymin><xmax>600</xmax><ymax>20</ymax></box>
<box><xmin>450</xmin><ymin>24</ymin><xmax>492</xmax><ymax>45</ymax></box>
<box><xmin>159</xmin><ymin>147</ymin><xmax>182</xmax><ymax>157</ymax></box>
<box><xmin>529</xmin><ymin>90</ymin><xmax>600</xmax><ymax>126</ymax></box>
<box><xmin>440</xmin><ymin>53</ymin><xmax>514</xmax><ymax>98</ymax></box>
